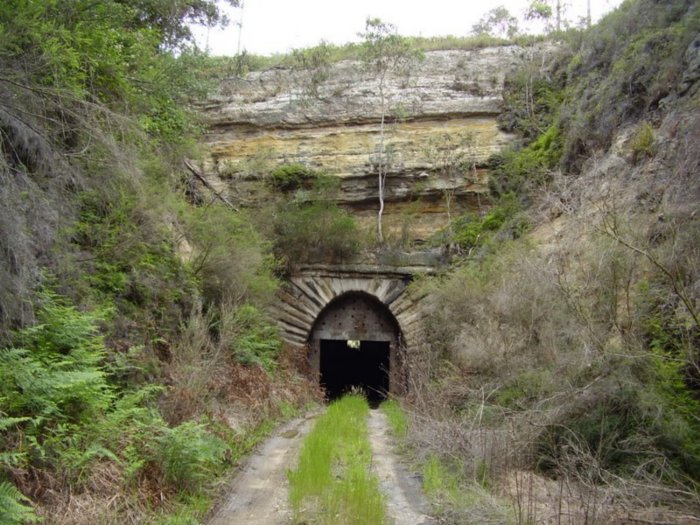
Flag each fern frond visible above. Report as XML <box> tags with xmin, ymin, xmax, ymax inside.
<box><xmin>0</xmin><ymin>481</ymin><xmax>40</xmax><ymax>524</ymax></box>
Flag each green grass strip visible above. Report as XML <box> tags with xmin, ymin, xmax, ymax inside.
<box><xmin>288</xmin><ymin>395</ymin><xmax>386</xmax><ymax>525</ymax></box>
<box><xmin>380</xmin><ymin>399</ymin><xmax>408</xmax><ymax>440</ymax></box>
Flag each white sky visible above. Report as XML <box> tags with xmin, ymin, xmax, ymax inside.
<box><xmin>195</xmin><ymin>0</ymin><xmax>623</xmax><ymax>56</ymax></box>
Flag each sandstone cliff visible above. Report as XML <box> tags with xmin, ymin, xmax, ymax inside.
<box><xmin>198</xmin><ymin>45</ymin><xmax>550</xmax><ymax>241</ymax></box>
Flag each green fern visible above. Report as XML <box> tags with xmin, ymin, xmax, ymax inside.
<box><xmin>153</xmin><ymin>422</ymin><xmax>229</xmax><ymax>492</ymax></box>
<box><xmin>228</xmin><ymin>305</ymin><xmax>281</xmax><ymax>372</ymax></box>
<box><xmin>0</xmin><ymin>481</ymin><xmax>40</xmax><ymax>524</ymax></box>
<box><xmin>0</xmin><ymin>416</ymin><xmax>30</xmax><ymax>432</ymax></box>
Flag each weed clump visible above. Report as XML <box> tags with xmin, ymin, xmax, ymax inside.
<box><xmin>380</xmin><ymin>399</ymin><xmax>408</xmax><ymax>440</ymax></box>
<box><xmin>628</xmin><ymin>121</ymin><xmax>657</xmax><ymax>162</ymax></box>
<box><xmin>226</xmin><ymin>304</ymin><xmax>281</xmax><ymax>372</ymax></box>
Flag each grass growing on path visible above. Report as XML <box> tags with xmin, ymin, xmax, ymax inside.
<box><xmin>380</xmin><ymin>399</ymin><xmax>408</xmax><ymax>440</ymax></box>
<box><xmin>288</xmin><ymin>395</ymin><xmax>386</xmax><ymax>525</ymax></box>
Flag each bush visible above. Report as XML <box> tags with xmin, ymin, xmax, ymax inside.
<box><xmin>224</xmin><ymin>304</ymin><xmax>281</xmax><ymax>372</ymax></box>
<box><xmin>272</xmin><ymin>199</ymin><xmax>360</xmax><ymax>268</ymax></box>
<box><xmin>535</xmin><ymin>381</ymin><xmax>646</xmax><ymax>476</ymax></box>
<box><xmin>186</xmin><ymin>205</ymin><xmax>278</xmax><ymax>306</ymax></box>
<box><xmin>436</xmin><ymin>196</ymin><xmax>526</xmax><ymax>254</ymax></box>
<box><xmin>488</xmin><ymin>124</ymin><xmax>563</xmax><ymax>199</ymax></box>
<box><xmin>535</xmin><ymin>361</ymin><xmax>700</xmax><ymax>482</ymax></box>
<box><xmin>498</xmin><ymin>73</ymin><xmax>565</xmax><ymax>140</ymax></box>
<box><xmin>628</xmin><ymin>121</ymin><xmax>656</xmax><ymax>161</ymax></box>
<box><xmin>152</xmin><ymin>422</ymin><xmax>229</xmax><ymax>493</ymax></box>
<box><xmin>268</xmin><ymin>164</ymin><xmax>319</xmax><ymax>192</ymax></box>
<box><xmin>71</xmin><ymin>185</ymin><xmax>198</xmax><ymax>341</ymax></box>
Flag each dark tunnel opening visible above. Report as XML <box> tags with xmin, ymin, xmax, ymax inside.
<box><xmin>319</xmin><ymin>339</ymin><xmax>389</xmax><ymax>406</ymax></box>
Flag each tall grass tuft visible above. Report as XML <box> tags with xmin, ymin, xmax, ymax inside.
<box><xmin>380</xmin><ymin>399</ymin><xmax>408</xmax><ymax>440</ymax></box>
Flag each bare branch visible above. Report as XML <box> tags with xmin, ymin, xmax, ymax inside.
<box><xmin>184</xmin><ymin>158</ymin><xmax>239</xmax><ymax>212</ymax></box>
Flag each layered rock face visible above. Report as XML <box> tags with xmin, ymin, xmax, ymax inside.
<box><xmin>199</xmin><ymin>45</ymin><xmax>538</xmax><ymax>241</ymax></box>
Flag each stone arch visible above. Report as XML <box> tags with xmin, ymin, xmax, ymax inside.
<box><xmin>273</xmin><ymin>271</ymin><xmax>432</xmax><ymax>396</ymax></box>
<box><xmin>307</xmin><ymin>291</ymin><xmax>404</xmax><ymax>399</ymax></box>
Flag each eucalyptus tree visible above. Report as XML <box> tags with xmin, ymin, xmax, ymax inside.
<box><xmin>471</xmin><ymin>6</ymin><xmax>520</xmax><ymax>39</ymax></box>
<box><xmin>526</xmin><ymin>0</ymin><xmax>570</xmax><ymax>32</ymax></box>
<box><xmin>359</xmin><ymin>18</ymin><xmax>422</xmax><ymax>243</ymax></box>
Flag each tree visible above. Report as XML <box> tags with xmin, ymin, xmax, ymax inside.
<box><xmin>422</xmin><ymin>132</ymin><xmax>477</xmax><ymax>239</ymax></box>
<box><xmin>359</xmin><ymin>18</ymin><xmax>421</xmax><ymax>243</ymax></box>
<box><xmin>525</xmin><ymin>0</ymin><xmax>568</xmax><ymax>33</ymax></box>
<box><xmin>115</xmin><ymin>0</ymin><xmax>241</xmax><ymax>49</ymax></box>
<box><xmin>471</xmin><ymin>6</ymin><xmax>520</xmax><ymax>39</ymax></box>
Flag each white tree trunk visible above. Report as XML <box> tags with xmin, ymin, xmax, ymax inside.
<box><xmin>377</xmin><ymin>77</ymin><xmax>387</xmax><ymax>243</ymax></box>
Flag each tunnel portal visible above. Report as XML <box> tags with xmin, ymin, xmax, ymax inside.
<box><xmin>308</xmin><ymin>292</ymin><xmax>403</xmax><ymax>403</ymax></box>
<box><xmin>320</xmin><ymin>340</ymin><xmax>390</xmax><ymax>404</ymax></box>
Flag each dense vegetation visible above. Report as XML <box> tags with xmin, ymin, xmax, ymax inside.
<box><xmin>264</xmin><ymin>167</ymin><xmax>361</xmax><ymax>270</ymax></box>
<box><xmin>400</xmin><ymin>0</ymin><xmax>700</xmax><ymax>520</ymax></box>
<box><xmin>0</xmin><ymin>1</ymin><xmax>314</xmax><ymax>522</ymax></box>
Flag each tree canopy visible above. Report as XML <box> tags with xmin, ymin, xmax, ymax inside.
<box><xmin>471</xmin><ymin>6</ymin><xmax>520</xmax><ymax>39</ymax></box>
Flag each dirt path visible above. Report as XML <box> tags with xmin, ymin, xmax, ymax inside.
<box><xmin>208</xmin><ymin>407</ymin><xmax>434</xmax><ymax>525</ymax></box>
<box><xmin>208</xmin><ymin>412</ymin><xmax>318</xmax><ymax>525</ymax></box>
<box><xmin>367</xmin><ymin>409</ymin><xmax>436</xmax><ymax>525</ymax></box>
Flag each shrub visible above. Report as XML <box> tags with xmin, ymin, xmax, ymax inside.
<box><xmin>225</xmin><ymin>304</ymin><xmax>281</xmax><ymax>372</ymax></box>
<box><xmin>186</xmin><ymin>205</ymin><xmax>278</xmax><ymax>306</ymax></box>
<box><xmin>152</xmin><ymin>422</ymin><xmax>229</xmax><ymax>493</ymax></box>
<box><xmin>272</xmin><ymin>199</ymin><xmax>361</xmax><ymax>268</ymax></box>
<box><xmin>488</xmin><ymin>124</ymin><xmax>563</xmax><ymax>199</ymax></box>
<box><xmin>535</xmin><ymin>381</ymin><xmax>646</xmax><ymax>476</ymax></box>
<box><xmin>628</xmin><ymin>121</ymin><xmax>656</xmax><ymax>161</ymax></box>
<box><xmin>290</xmin><ymin>44</ymin><xmax>333</xmax><ymax>99</ymax></box>
<box><xmin>636</xmin><ymin>285</ymin><xmax>700</xmax><ymax>480</ymax></box>
<box><xmin>71</xmin><ymin>186</ymin><xmax>197</xmax><ymax>341</ymax></box>
<box><xmin>498</xmin><ymin>73</ymin><xmax>565</xmax><ymax>140</ymax></box>
<box><xmin>437</xmin><ymin>196</ymin><xmax>526</xmax><ymax>254</ymax></box>
<box><xmin>495</xmin><ymin>369</ymin><xmax>554</xmax><ymax>410</ymax></box>
<box><xmin>268</xmin><ymin>164</ymin><xmax>319</xmax><ymax>192</ymax></box>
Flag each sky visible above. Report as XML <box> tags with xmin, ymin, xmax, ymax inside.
<box><xmin>194</xmin><ymin>0</ymin><xmax>623</xmax><ymax>56</ymax></box>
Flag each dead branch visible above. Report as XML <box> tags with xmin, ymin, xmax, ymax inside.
<box><xmin>183</xmin><ymin>158</ymin><xmax>239</xmax><ymax>212</ymax></box>
<box><xmin>601</xmin><ymin>216</ymin><xmax>699</xmax><ymax>331</ymax></box>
